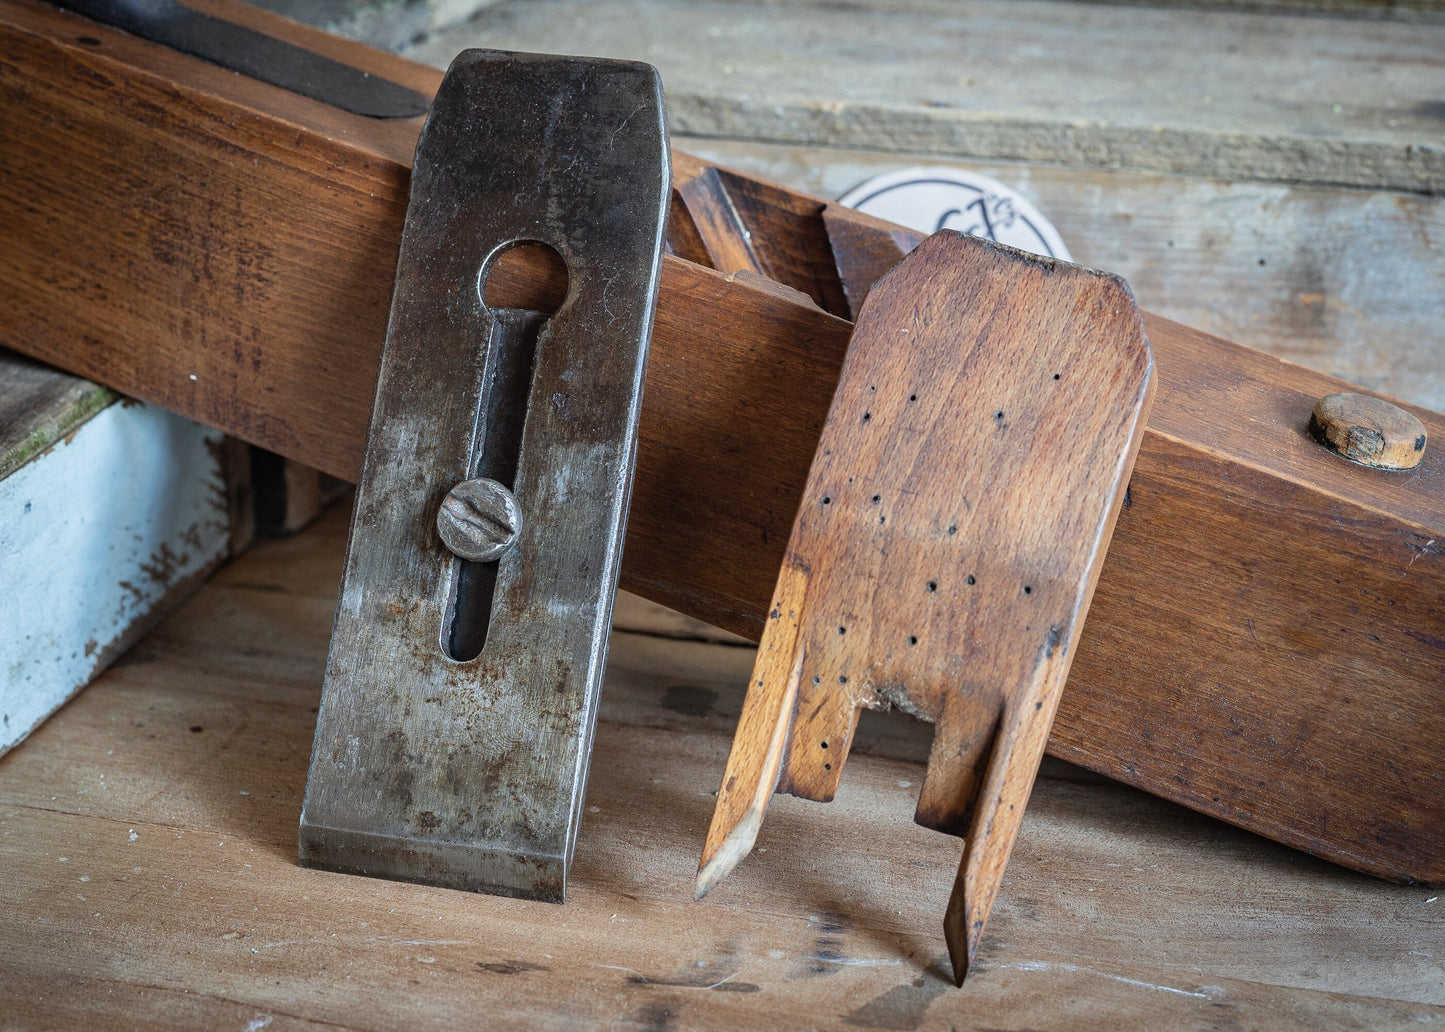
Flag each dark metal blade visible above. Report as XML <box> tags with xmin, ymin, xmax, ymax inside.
<box><xmin>298</xmin><ymin>49</ymin><xmax>671</xmax><ymax>900</ymax></box>
<box><xmin>51</xmin><ymin>0</ymin><xmax>429</xmax><ymax>118</ymax></box>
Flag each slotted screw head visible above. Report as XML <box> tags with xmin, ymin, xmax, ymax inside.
<box><xmin>436</xmin><ymin>478</ymin><xmax>522</xmax><ymax>562</ymax></box>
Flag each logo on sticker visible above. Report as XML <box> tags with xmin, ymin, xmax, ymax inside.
<box><xmin>839</xmin><ymin>167</ymin><xmax>1071</xmax><ymax>262</ymax></box>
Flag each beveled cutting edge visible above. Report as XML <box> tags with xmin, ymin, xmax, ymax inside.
<box><xmin>51</xmin><ymin>0</ymin><xmax>429</xmax><ymax>117</ymax></box>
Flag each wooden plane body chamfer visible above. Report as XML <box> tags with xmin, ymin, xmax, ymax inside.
<box><xmin>696</xmin><ymin>231</ymin><xmax>1156</xmax><ymax>984</ymax></box>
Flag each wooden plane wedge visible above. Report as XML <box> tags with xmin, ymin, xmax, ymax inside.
<box><xmin>695</xmin><ymin>230</ymin><xmax>1156</xmax><ymax>985</ymax></box>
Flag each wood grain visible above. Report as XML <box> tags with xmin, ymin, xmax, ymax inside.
<box><xmin>1</xmin><ymin>0</ymin><xmax>1442</xmax><ymax>886</ymax></box>
<box><xmin>1309</xmin><ymin>392</ymin><xmax>1427</xmax><ymax>470</ymax></box>
<box><xmin>697</xmin><ymin>232</ymin><xmax>1155</xmax><ymax>983</ymax></box>
<box><xmin>0</xmin><ymin>387</ymin><xmax>234</xmax><ymax>756</ymax></box>
<box><xmin>259</xmin><ymin>0</ymin><xmax>1445</xmax><ymax>62</ymax></box>
<box><xmin>1</xmin><ymin>507</ymin><xmax>1441</xmax><ymax>1030</ymax></box>
<box><xmin>408</xmin><ymin>0</ymin><xmax>1445</xmax><ymax>194</ymax></box>
<box><xmin>0</xmin><ymin>349</ymin><xmax>113</xmax><ymax>480</ymax></box>
<box><xmin>674</xmin><ymin>137</ymin><xmax>1445</xmax><ymax>416</ymax></box>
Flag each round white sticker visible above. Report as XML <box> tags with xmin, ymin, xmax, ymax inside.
<box><xmin>838</xmin><ymin>167</ymin><xmax>1072</xmax><ymax>262</ymax></box>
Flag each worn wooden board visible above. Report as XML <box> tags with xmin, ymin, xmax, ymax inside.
<box><xmin>256</xmin><ymin>0</ymin><xmax>1445</xmax><ymax>59</ymax></box>
<box><xmin>0</xmin><ymin>506</ymin><xmax>1441</xmax><ymax>1031</ymax></box>
<box><xmin>1103</xmin><ymin>0</ymin><xmax>1445</xmax><ymax>17</ymax></box>
<box><xmin>0</xmin><ymin>350</ymin><xmax>113</xmax><ymax>481</ymax></box>
<box><xmin>2</xmin><ymin>0</ymin><xmax>1442</xmax><ymax>887</ymax></box>
<box><xmin>406</xmin><ymin>0</ymin><xmax>1445</xmax><ymax>195</ymax></box>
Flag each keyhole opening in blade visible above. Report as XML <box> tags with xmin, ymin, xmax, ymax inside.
<box><xmin>443</xmin><ymin>241</ymin><xmax>569</xmax><ymax>662</ymax></box>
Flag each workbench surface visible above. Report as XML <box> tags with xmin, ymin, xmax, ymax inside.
<box><xmin>2</xmin><ymin>505</ymin><xmax>1440</xmax><ymax>1030</ymax></box>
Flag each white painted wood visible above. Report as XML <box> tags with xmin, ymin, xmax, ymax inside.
<box><xmin>0</xmin><ymin>400</ymin><xmax>231</xmax><ymax>756</ymax></box>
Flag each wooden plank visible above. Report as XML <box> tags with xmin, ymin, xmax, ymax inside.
<box><xmin>1098</xmin><ymin>0</ymin><xmax>1445</xmax><ymax>16</ymax></box>
<box><xmin>406</xmin><ymin>0</ymin><xmax>1445</xmax><ymax>195</ymax></box>
<box><xmin>0</xmin><ymin>507</ymin><xmax>1441</xmax><ymax>1030</ymax></box>
<box><xmin>0</xmin><ymin>349</ymin><xmax>112</xmax><ymax>480</ymax></box>
<box><xmin>0</xmin><ymin>0</ymin><xmax>425</xmax><ymax>480</ymax></box>
<box><xmin>1</xmin><ymin>0</ymin><xmax>1442</xmax><ymax>888</ymax></box>
<box><xmin>254</xmin><ymin>0</ymin><xmax>1445</xmax><ymax>59</ymax></box>
<box><xmin>0</xmin><ymin>352</ymin><xmax>234</xmax><ymax>757</ymax></box>
<box><xmin>674</xmin><ymin>137</ymin><xmax>1445</xmax><ymax>415</ymax></box>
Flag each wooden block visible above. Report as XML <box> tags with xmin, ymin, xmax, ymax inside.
<box><xmin>697</xmin><ymin>233</ymin><xmax>1155</xmax><ymax>982</ymax></box>
<box><xmin>249</xmin><ymin>449</ymin><xmax>350</xmax><ymax>537</ymax></box>
<box><xmin>1309</xmin><ymin>392</ymin><xmax>1427</xmax><ymax>470</ymax></box>
<box><xmin>664</xmin><ymin>145</ymin><xmax>1445</xmax><ymax>891</ymax></box>
<box><xmin>0</xmin><ymin>351</ymin><xmax>234</xmax><ymax>756</ymax></box>
<box><xmin>0</xmin><ymin>0</ymin><xmax>1441</xmax><ymax>886</ymax></box>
